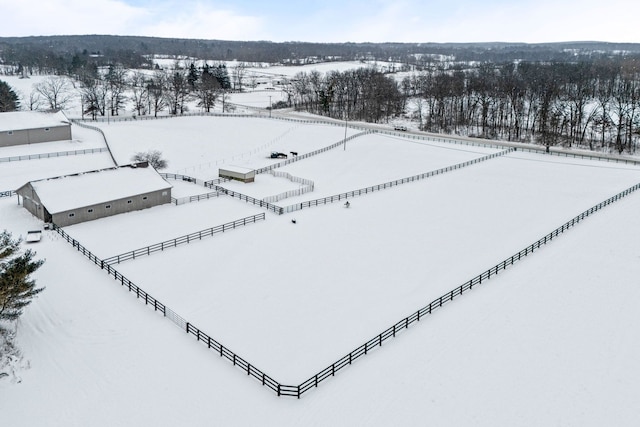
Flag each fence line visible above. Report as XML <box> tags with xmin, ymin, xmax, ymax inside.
<box><xmin>253</xmin><ymin>131</ymin><xmax>371</xmax><ymax>175</ymax></box>
<box><xmin>48</xmin><ymin>179</ymin><xmax>640</xmax><ymax>398</ymax></box>
<box><xmin>102</xmin><ymin>213</ymin><xmax>266</xmax><ymax>265</ymax></box>
<box><xmin>0</xmin><ymin>190</ymin><xmax>15</xmax><ymax>198</ymax></box>
<box><xmin>207</xmin><ymin>148</ymin><xmax>513</xmax><ymax>215</ymax></box>
<box><xmin>70</xmin><ymin>120</ymin><xmax>118</xmax><ymax>166</ymax></box>
<box><xmin>262</xmin><ymin>171</ymin><xmax>315</xmax><ymax>203</ymax></box>
<box><xmin>514</xmin><ymin>146</ymin><xmax>640</xmax><ymax>166</ymax></box>
<box><xmin>206</xmin><ymin>184</ymin><xmax>284</xmax><ymax>214</ymax></box>
<box><xmin>161</xmin><ymin>173</ymin><xmax>221</xmax><ymax>205</ymax></box>
<box><xmin>160</xmin><ymin>172</ymin><xmax>210</xmax><ymax>187</ymax></box>
<box><xmin>72</xmin><ymin>113</ymin><xmax>640</xmax><ymax>166</ymax></box>
<box><xmin>281</xmin><ymin>148</ymin><xmax>515</xmax><ymax>214</ymax></box>
<box><xmin>171</xmin><ymin>191</ymin><xmax>220</xmax><ymax>205</ymax></box>
<box><xmin>51</xmin><ymin>222</ymin><xmax>282</xmax><ymax>395</ymax></box>
<box><xmin>292</xmin><ymin>181</ymin><xmax>640</xmax><ymax>398</ymax></box>
<box><xmin>0</xmin><ymin>147</ymin><xmax>108</xmax><ymax>163</ymax></box>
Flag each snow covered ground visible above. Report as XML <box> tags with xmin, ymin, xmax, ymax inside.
<box><xmin>93</xmin><ymin>116</ymin><xmax>359</xmax><ymax>178</ymax></box>
<box><xmin>1</xmin><ymin>114</ymin><xmax>640</xmax><ymax>426</ymax></box>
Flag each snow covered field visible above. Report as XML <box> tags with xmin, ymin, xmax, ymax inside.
<box><xmin>94</xmin><ymin>116</ymin><xmax>360</xmax><ymax>178</ymax></box>
<box><xmin>2</xmin><ymin>114</ymin><xmax>640</xmax><ymax>426</ymax></box>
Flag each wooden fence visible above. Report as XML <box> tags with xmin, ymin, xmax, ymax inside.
<box><xmin>72</xmin><ymin>113</ymin><xmax>639</xmax><ymax>166</ymax></box>
<box><xmin>207</xmin><ymin>148</ymin><xmax>513</xmax><ymax>216</ymax></box>
<box><xmin>0</xmin><ymin>190</ymin><xmax>15</xmax><ymax>198</ymax></box>
<box><xmin>289</xmin><ymin>181</ymin><xmax>640</xmax><ymax>398</ymax></box>
<box><xmin>171</xmin><ymin>191</ymin><xmax>220</xmax><ymax>205</ymax></box>
<box><xmin>262</xmin><ymin>171</ymin><xmax>315</xmax><ymax>203</ymax></box>
<box><xmin>70</xmin><ymin>120</ymin><xmax>118</xmax><ymax>166</ymax></box>
<box><xmin>49</xmin><ymin>178</ymin><xmax>640</xmax><ymax>399</ymax></box>
<box><xmin>102</xmin><ymin>213</ymin><xmax>266</xmax><ymax>265</ymax></box>
<box><xmin>52</xmin><ymin>223</ymin><xmax>281</xmax><ymax>394</ymax></box>
<box><xmin>252</xmin><ymin>131</ymin><xmax>371</xmax><ymax>175</ymax></box>
<box><xmin>206</xmin><ymin>184</ymin><xmax>284</xmax><ymax>214</ymax></box>
<box><xmin>515</xmin><ymin>146</ymin><xmax>640</xmax><ymax>166</ymax></box>
<box><xmin>0</xmin><ymin>147</ymin><xmax>108</xmax><ymax>163</ymax></box>
<box><xmin>281</xmin><ymin>148</ymin><xmax>515</xmax><ymax>213</ymax></box>
<box><xmin>161</xmin><ymin>173</ymin><xmax>209</xmax><ymax>187</ymax></box>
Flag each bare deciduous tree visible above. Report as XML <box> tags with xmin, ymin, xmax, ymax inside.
<box><xmin>34</xmin><ymin>76</ymin><xmax>73</xmax><ymax>110</ymax></box>
<box><xmin>131</xmin><ymin>150</ymin><xmax>168</xmax><ymax>170</ymax></box>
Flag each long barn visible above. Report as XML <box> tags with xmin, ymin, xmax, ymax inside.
<box><xmin>0</xmin><ymin>111</ymin><xmax>72</xmax><ymax>147</ymax></box>
<box><xmin>16</xmin><ymin>163</ymin><xmax>172</xmax><ymax>227</ymax></box>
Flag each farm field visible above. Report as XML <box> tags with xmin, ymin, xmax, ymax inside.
<box><xmin>93</xmin><ymin>116</ymin><xmax>361</xmax><ymax>177</ymax></box>
<box><xmin>97</xmin><ymin>149</ymin><xmax>640</xmax><ymax>381</ymax></box>
<box><xmin>1</xmin><ymin>114</ymin><xmax>640</xmax><ymax>426</ymax></box>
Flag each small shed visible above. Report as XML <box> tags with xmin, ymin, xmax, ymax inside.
<box><xmin>219</xmin><ymin>166</ymin><xmax>256</xmax><ymax>183</ymax></box>
<box><xmin>0</xmin><ymin>111</ymin><xmax>72</xmax><ymax>147</ymax></box>
<box><xmin>16</xmin><ymin>163</ymin><xmax>172</xmax><ymax>227</ymax></box>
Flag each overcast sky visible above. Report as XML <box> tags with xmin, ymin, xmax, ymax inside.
<box><xmin>1</xmin><ymin>0</ymin><xmax>638</xmax><ymax>44</ymax></box>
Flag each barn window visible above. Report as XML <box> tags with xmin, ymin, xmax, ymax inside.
<box><xmin>162</xmin><ymin>191</ymin><xmax>168</xmax><ymax>196</ymax></box>
<box><xmin>7</xmin><ymin>131</ymin><xmax>13</xmax><ymax>135</ymax></box>
<box><xmin>87</xmin><ymin>208</ymin><xmax>94</xmax><ymax>213</ymax></box>
<box><xmin>142</xmin><ymin>196</ymin><xmax>148</xmax><ymax>200</ymax></box>
<box><xmin>105</xmin><ymin>204</ymin><xmax>111</xmax><ymax>209</ymax></box>
<box><xmin>68</xmin><ymin>213</ymin><xmax>75</xmax><ymax>217</ymax></box>
<box><xmin>44</xmin><ymin>127</ymin><xmax>51</xmax><ymax>132</ymax></box>
<box><xmin>127</xmin><ymin>200</ymin><xmax>132</xmax><ymax>204</ymax></box>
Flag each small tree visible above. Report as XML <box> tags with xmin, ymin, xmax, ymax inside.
<box><xmin>131</xmin><ymin>150</ymin><xmax>168</xmax><ymax>170</ymax></box>
<box><xmin>0</xmin><ymin>231</ymin><xmax>44</xmax><ymax>322</ymax></box>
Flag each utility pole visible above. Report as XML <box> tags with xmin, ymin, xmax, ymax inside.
<box><xmin>343</xmin><ymin>88</ymin><xmax>348</xmax><ymax>150</ymax></box>
<box><xmin>268</xmin><ymin>95</ymin><xmax>272</xmax><ymax>118</ymax></box>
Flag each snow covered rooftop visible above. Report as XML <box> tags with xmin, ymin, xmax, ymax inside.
<box><xmin>27</xmin><ymin>165</ymin><xmax>172</xmax><ymax>214</ymax></box>
<box><xmin>220</xmin><ymin>165</ymin><xmax>255</xmax><ymax>174</ymax></box>
<box><xmin>0</xmin><ymin>111</ymin><xmax>70</xmax><ymax>132</ymax></box>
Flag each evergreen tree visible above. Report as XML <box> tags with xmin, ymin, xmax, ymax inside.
<box><xmin>195</xmin><ymin>65</ymin><xmax>221</xmax><ymax>112</ymax></box>
<box><xmin>212</xmin><ymin>65</ymin><xmax>231</xmax><ymax>89</ymax></box>
<box><xmin>0</xmin><ymin>81</ymin><xmax>20</xmax><ymax>112</ymax></box>
<box><xmin>0</xmin><ymin>231</ymin><xmax>44</xmax><ymax>322</ymax></box>
<box><xmin>187</xmin><ymin>63</ymin><xmax>200</xmax><ymax>89</ymax></box>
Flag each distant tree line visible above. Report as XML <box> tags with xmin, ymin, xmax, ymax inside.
<box><xmin>3</xmin><ymin>35</ymin><xmax>640</xmax><ymax>71</ymax></box>
<box><xmin>283</xmin><ymin>58</ymin><xmax>640</xmax><ymax>154</ymax></box>
<box><xmin>397</xmin><ymin>58</ymin><xmax>640</xmax><ymax>153</ymax></box>
<box><xmin>0</xmin><ymin>43</ymin><xmax>150</xmax><ymax>77</ymax></box>
<box><xmin>3</xmin><ymin>35</ymin><xmax>640</xmax><ymax>153</ymax></box>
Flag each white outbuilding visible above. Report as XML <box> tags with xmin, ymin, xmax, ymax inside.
<box><xmin>219</xmin><ymin>166</ymin><xmax>256</xmax><ymax>183</ymax></box>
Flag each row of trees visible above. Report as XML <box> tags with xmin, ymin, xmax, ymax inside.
<box><xmin>396</xmin><ymin>59</ymin><xmax>640</xmax><ymax>153</ymax></box>
<box><xmin>282</xmin><ymin>67</ymin><xmax>405</xmax><ymax>123</ymax></box>
<box><xmin>281</xmin><ymin>58</ymin><xmax>640</xmax><ymax>154</ymax></box>
<box><xmin>4</xmin><ymin>36</ymin><xmax>640</xmax><ymax>71</ymax></box>
<box><xmin>77</xmin><ymin>63</ymin><xmax>232</xmax><ymax>119</ymax></box>
<box><xmin>6</xmin><ymin>55</ymin><xmax>640</xmax><ymax>154</ymax></box>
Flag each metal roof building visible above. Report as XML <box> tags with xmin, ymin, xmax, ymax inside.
<box><xmin>0</xmin><ymin>111</ymin><xmax>72</xmax><ymax>147</ymax></box>
<box><xmin>16</xmin><ymin>163</ymin><xmax>172</xmax><ymax>227</ymax></box>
